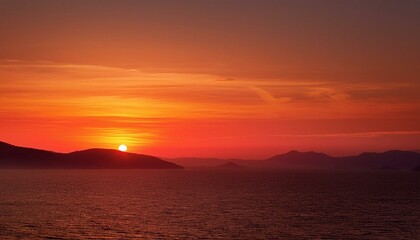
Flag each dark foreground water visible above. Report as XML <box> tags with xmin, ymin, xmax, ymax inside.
<box><xmin>0</xmin><ymin>170</ymin><xmax>419</xmax><ymax>239</ymax></box>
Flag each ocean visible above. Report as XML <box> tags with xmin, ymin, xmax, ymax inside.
<box><xmin>0</xmin><ymin>170</ymin><xmax>419</xmax><ymax>239</ymax></box>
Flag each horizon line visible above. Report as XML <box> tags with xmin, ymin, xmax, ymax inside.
<box><xmin>1</xmin><ymin>140</ymin><xmax>418</xmax><ymax>161</ymax></box>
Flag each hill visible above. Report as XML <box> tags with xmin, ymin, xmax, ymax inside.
<box><xmin>265</xmin><ymin>150</ymin><xmax>420</xmax><ymax>170</ymax></box>
<box><xmin>266</xmin><ymin>150</ymin><xmax>337</xmax><ymax>169</ymax></box>
<box><xmin>0</xmin><ymin>141</ymin><xmax>183</xmax><ymax>169</ymax></box>
<box><xmin>171</xmin><ymin>150</ymin><xmax>420</xmax><ymax>170</ymax></box>
<box><xmin>340</xmin><ymin>150</ymin><xmax>420</xmax><ymax>170</ymax></box>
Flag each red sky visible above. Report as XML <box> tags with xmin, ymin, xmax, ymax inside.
<box><xmin>0</xmin><ymin>0</ymin><xmax>419</xmax><ymax>158</ymax></box>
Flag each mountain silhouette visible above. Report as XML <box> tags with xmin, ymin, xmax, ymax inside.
<box><xmin>266</xmin><ymin>150</ymin><xmax>336</xmax><ymax>168</ymax></box>
<box><xmin>2</xmin><ymin>141</ymin><xmax>419</xmax><ymax>170</ymax></box>
<box><xmin>267</xmin><ymin>150</ymin><xmax>333</xmax><ymax>162</ymax></box>
<box><xmin>265</xmin><ymin>150</ymin><xmax>420</xmax><ymax>170</ymax></box>
<box><xmin>0</xmin><ymin>141</ymin><xmax>183</xmax><ymax>169</ymax></box>
<box><xmin>340</xmin><ymin>150</ymin><xmax>420</xmax><ymax>170</ymax></box>
<box><xmin>171</xmin><ymin>150</ymin><xmax>420</xmax><ymax>170</ymax></box>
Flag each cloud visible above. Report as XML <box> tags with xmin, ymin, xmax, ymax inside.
<box><xmin>247</xmin><ymin>86</ymin><xmax>291</xmax><ymax>105</ymax></box>
<box><xmin>1</xmin><ymin>59</ymin><xmax>419</xmax><ymax>122</ymax></box>
<box><xmin>273</xmin><ymin>131</ymin><xmax>420</xmax><ymax>138</ymax></box>
<box><xmin>306</xmin><ymin>87</ymin><xmax>350</xmax><ymax>102</ymax></box>
<box><xmin>216</xmin><ymin>77</ymin><xmax>236</xmax><ymax>82</ymax></box>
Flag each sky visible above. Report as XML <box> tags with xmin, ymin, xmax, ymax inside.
<box><xmin>0</xmin><ymin>0</ymin><xmax>419</xmax><ymax>158</ymax></box>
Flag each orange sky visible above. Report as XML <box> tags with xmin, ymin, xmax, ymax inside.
<box><xmin>0</xmin><ymin>0</ymin><xmax>419</xmax><ymax>158</ymax></box>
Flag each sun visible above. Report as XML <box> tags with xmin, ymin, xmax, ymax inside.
<box><xmin>118</xmin><ymin>144</ymin><xmax>127</xmax><ymax>152</ymax></box>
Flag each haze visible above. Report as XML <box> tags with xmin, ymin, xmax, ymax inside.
<box><xmin>0</xmin><ymin>0</ymin><xmax>419</xmax><ymax>158</ymax></box>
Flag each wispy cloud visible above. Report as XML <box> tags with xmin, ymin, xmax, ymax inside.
<box><xmin>2</xmin><ymin>59</ymin><xmax>419</xmax><ymax>121</ymax></box>
<box><xmin>273</xmin><ymin>131</ymin><xmax>420</xmax><ymax>138</ymax></box>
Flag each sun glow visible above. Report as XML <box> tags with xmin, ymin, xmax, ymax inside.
<box><xmin>118</xmin><ymin>144</ymin><xmax>127</xmax><ymax>152</ymax></box>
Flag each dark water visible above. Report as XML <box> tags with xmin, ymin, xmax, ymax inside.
<box><xmin>0</xmin><ymin>170</ymin><xmax>419</xmax><ymax>239</ymax></box>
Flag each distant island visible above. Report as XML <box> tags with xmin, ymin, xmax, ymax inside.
<box><xmin>170</xmin><ymin>150</ymin><xmax>420</xmax><ymax>170</ymax></box>
<box><xmin>265</xmin><ymin>150</ymin><xmax>420</xmax><ymax>170</ymax></box>
<box><xmin>2</xmin><ymin>141</ymin><xmax>420</xmax><ymax>171</ymax></box>
<box><xmin>0</xmin><ymin>141</ymin><xmax>183</xmax><ymax>169</ymax></box>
